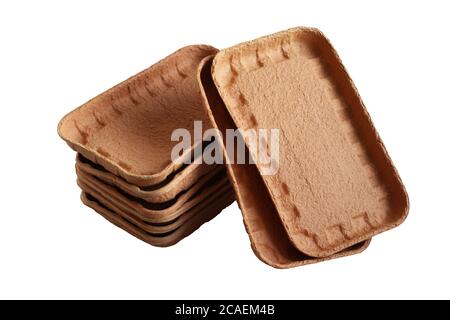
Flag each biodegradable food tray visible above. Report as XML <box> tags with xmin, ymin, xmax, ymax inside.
<box><xmin>59</xmin><ymin>45</ymin><xmax>218</xmax><ymax>186</ymax></box>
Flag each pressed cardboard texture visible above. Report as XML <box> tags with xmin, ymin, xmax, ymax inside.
<box><xmin>76</xmin><ymin>167</ymin><xmax>228</xmax><ymax>223</ymax></box>
<box><xmin>199</xmin><ymin>57</ymin><xmax>370</xmax><ymax>268</ymax></box>
<box><xmin>76</xmin><ymin>154</ymin><xmax>218</xmax><ymax>203</ymax></box>
<box><xmin>211</xmin><ymin>27</ymin><xmax>408</xmax><ymax>257</ymax></box>
<box><xmin>77</xmin><ymin>177</ymin><xmax>234</xmax><ymax>234</ymax></box>
<box><xmin>81</xmin><ymin>191</ymin><xmax>234</xmax><ymax>247</ymax></box>
<box><xmin>58</xmin><ymin>45</ymin><xmax>218</xmax><ymax>186</ymax></box>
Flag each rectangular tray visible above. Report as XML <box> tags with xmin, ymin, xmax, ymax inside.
<box><xmin>211</xmin><ymin>27</ymin><xmax>408</xmax><ymax>257</ymax></box>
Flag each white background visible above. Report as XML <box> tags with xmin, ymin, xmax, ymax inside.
<box><xmin>0</xmin><ymin>0</ymin><xmax>449</xmax><ymax>300</ymax></box>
